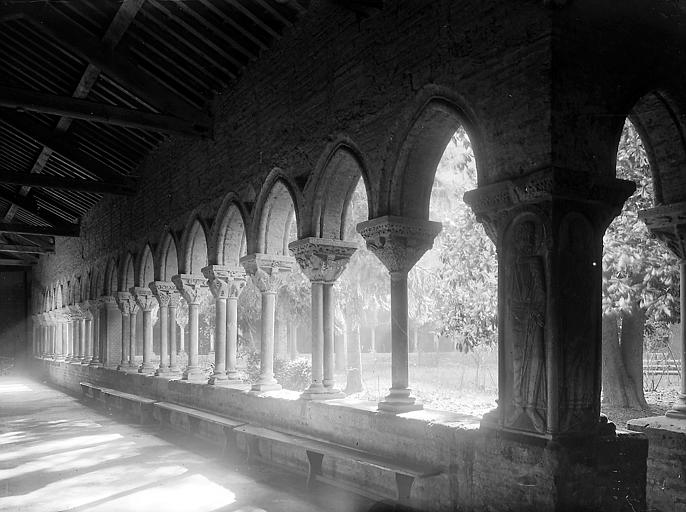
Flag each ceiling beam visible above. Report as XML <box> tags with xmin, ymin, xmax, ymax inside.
<box><xmin>0</xmin><ymin>243</ymin><xmax>54</xmax><ymax>254</ymax></box>
<box><xmin>27</xmin><ymin>8</ymin><xmax>211</xmax><ymax>130</ymax></box>
<box><xmin>0</xmin><ymin>110</ymin><xmax>136</xmax><ymax>184</ymax></box>
<box><xmin>0</xmin><ymin>258</ymin><xmax>36</xmax><ymax>267</ymax></box>
<box><xmin>0</xmin><ymin>168</ymin><xmax>135</xmax><ymax>196</ymax></box>
<box><xmin>0</xmin><ymin>187</ymin><xmax>77</xmax><ymax>227</ymax></box>
<box><xmin>0</xmin><ymin>86</ymin><xmax>210</xmax><ymax>138</ymax></box>
<box><xmin>0</xmin><ymin>222</ymin><xmax>79</xmax><ymax>237</ymax></box>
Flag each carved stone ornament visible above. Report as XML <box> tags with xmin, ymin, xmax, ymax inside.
<box><xmin>130</xmin><ymin>287</ymin><xmax>158</xmax><ymax>312</ymax></box>
<box><xmin>149</xmin><ymin>281</ymin><xmax>179</xmax><ymax>307</ymax></box>
<box><xmin>240</xmin><ymin>253</ymin><xmax>294</xmax><ymax>293</ymax></box>
<box><xmin>289</xmin><ymin>237</ymin><xmax>358</xmax><ymax>284</ymax></box>
<box><xmin>116</xmin><ymin>292</ymin><xmax>133</xmax><ymax>315</ymax></box>
<box><xmin>202</xmin><ymin>265</ymin><xmax>247</xmax><ymax>300</ymax></box>
<box><xmin>171</xmin><ymin>274</ymin><xmax>207</xmax><ymax>305</ymax></box>
<box><xmin>356</xmin><ymin>216</ymin><xmax>442</xmax><ymax>275</ymax></box>
<box><xmin>68</xmin><ymin>304</ymin><xmax>84</xmax><ymax>321</ymax></box>
<box><xmin>99</xmin><ymin>295</ymin><xmax>117</xmax><ymax>309</ymax></box>
<box><xmin>639</xmin><ymin>201</ymin><xmax>686</xmax><ymax>260</ymax></box>
<box><xmin>463</xmin><ymin>168</ymin><xmax>635</xmax><ymax>244</ymax></box>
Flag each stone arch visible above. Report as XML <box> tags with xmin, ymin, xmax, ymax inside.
<box><xmin>73</xmin><ymin>276</ymin><xmax>81</xmax><ymax>304</ymax></box>
<box><xmin>209</xmin><ymin>193</ymin><xmax>249</xmax><ymax>265</ymax></box>
<box><xmin>90</xmin><ymin>268</ymin><xmax>105</xmax><ymax>299</ymax></box>
<box><xmin>382</xmin><ymin>91</ymin><xmax>487</xmax><ymax>219</ymax></box>
<box><xmin>55</xmin><ymin>283</ymin><xmax>64</xmax><ymax>309</ymax></box>
<box><xmin>120</xmin><ymin>253</ymin><xmax>135</xmax><ymax>290</ymax></box>
<box><xmin>628</xmin><ymin>89</ymin><xmax>686</xmax><ymax>205</ymax></box>
<box><xmin>156</xmin><ymin>231</ymin><xmax>180</xmax><ymax>281</ymax></box>
<box><xmin>104</xmin><ymin>258</ymin><xmax>119</xmax><ymax>295</ymax></box>
<box><xmin>180</xmin><ymin>217</ymin><xmax>210</xmax><ymax>274</ymax></box>
<box><xmin>136</xmin><ymin>244</ymin><xmax>155</xmax><ymax>287</ymax></box>
<box><xmin>252</xmin><ymin>169</ymin><xmax>302</xmax><ymax>254</ymax></box>
<box><xmin>306</xmin><ymin>137</ymin><xmax>373</xmax><ymax>240</ymax></box>
<box><xmin>81</xmin><ymin>271</ymin><xmax>90</xmax><ymax>302</ymax></box>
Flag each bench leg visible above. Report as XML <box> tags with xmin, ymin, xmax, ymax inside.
<box><xmin>395</xmin><ymin>473</ymin><xmax>415</xmax><ymax>501</ymax></box>
<box><xmin>222</xmin><ymin>428</ymin><xmax>238</xmax><ymax>458</ymax></box>
<box><xmin>245</xmin><ymin>435</ymin><xmax>259</xmax><ymax>463</ymax></box>
<box><xmin>306</xmin><ymin>451</ymin><xmax>324</xmax><ymax>489</ymax></box>
<box><xmin>188</xmin><ymin>416</ymin><xmax>200</xmax><ymax>437</ymax></box>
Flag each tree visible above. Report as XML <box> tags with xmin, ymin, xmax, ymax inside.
<box><xmin>601</xmin><ymin>120</ymin><xmax>680</xmax><ymax>409</ymax></box>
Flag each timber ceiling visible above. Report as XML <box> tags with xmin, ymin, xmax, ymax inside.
<box><xmin>0</xmin><ymin>0</ymin><xmax>323</xmax><ymax>268</ymax></box>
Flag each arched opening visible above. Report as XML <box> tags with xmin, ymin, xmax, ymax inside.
<box><xmin>158</xmin><ymin>233</ymin><xmax>179</xmax><ymax>282</ymax></box>
<box><xmin>183</xmin><ymin>219</ymin><xmax>212</xmax><ymax>368</ymax></box>
<box><xmin>135</xmin><ymin>245</ymin><xmax>155</xmax><ymax>360</ymax></box>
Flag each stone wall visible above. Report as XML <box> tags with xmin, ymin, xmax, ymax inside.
<box><xmin>33</xmin><ymin>358</ymin><xmax>646</xmax><ymax>512</ymax></box>
<box><xmin>0</xmin><ymin>270</ymin><xmax>27</xmax><ymax>360</ymax></box>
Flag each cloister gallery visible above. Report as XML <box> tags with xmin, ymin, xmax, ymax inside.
<box><xmin>1</xmin><ymin>0</ymin><xmax>686</xmax><ymax>511</ymax></box>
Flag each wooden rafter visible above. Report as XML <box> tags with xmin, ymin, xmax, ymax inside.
<box><xmin>0</xmin><ymin>187</ymin><xmax>77</xmax><ymax>227</ymax></box>
<box><xmin>0</xmin><ymin>86</ymin><xmax>210</xmax><ymax>137</ymax></box>
<box><xmin>0</xmin><ymin>243</ymin><xmax>54</xmax><ymax>254</ymax></box>
<box><xmin>0</xmin><ymin>168</ymin><xmax>135</xmax><ymax>196</ymax></box>
<box><xmin>0</xmin><ymin>258</ymin><xmax>36</xmax><ymax>267</ymax></box>
<box><xmin>0</xmin><ymin>222</ymin><xmax>79</xmax><ymax>237</ymax></box>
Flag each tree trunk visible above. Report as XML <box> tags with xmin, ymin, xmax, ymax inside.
<box><xmin>345</xmin><ymin>324</ymin><xmax>363</xmax><ymax>394</ymax></box>
<box><xmin>287</xmin><ymin>319</ymin><xmax>298</xmax><ymax>360</ymax></box>
<box><xmin>602</xmin><ymin>313</ymin><xmax>647</xmax><ymax>409</ymax></box>
<box><xmin>620</xmin><ymin>306</ymin><xmax>649</xmax><ymax>409</ymax></box>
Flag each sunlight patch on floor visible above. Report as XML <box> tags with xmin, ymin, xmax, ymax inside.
<box><xmin>0</xmin><ymin>383</ymin><xmax>32</xmax><ymax>394</ymax></box>
<box><xmin>0</xmin><ymin>433</ymin><xmax>123</xmax><ymax>462</ymax></box>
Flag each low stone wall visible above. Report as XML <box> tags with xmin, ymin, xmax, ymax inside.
<box><xmin>32</xmin><ymin>358</ymin><xmax>647</xmax><ymax>512</ymax></box>
<box><xmin>628</xmin><ymin>416</ymin><xmax>686</xmax><ymax>512</ymax></box>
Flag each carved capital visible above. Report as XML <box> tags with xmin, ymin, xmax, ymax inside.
<box><xmin>130</xmin><ymin>287</ymin><xmax>157</xmax><ymax>312</ymax></box>
<box><xmin>356</xmin><ymin>216</ymin><xmax>441</xmax><ymax>274</ymax></box>
<box><xmin>202</xmin><ymin>265</ymin><xmax>247</xmax><ymax>300</ymax></box>
<box><xmin>68</xmin><ymin>304</ymin><xmax>84</xmax><ymax>321</ymax></box>
<box><xmin>149</xmin><ymin>281</ymin><xmax>179</xmax><ymax>308</ymax></box>
<box><xmin>171</xmin><ymin>274</ymin><xmax>206</xmax><ymax>305</ymax></box>
<box><xmin>639</xmin><ymin>201</ymin><xmax>686</xmax><ymax>260</ymax></box>
<box><xmin>116</xmin><ymin>292</ymin><xmax>138</xmax><ymax>316</ymax></box>
<box><xmin>289</xmin><ymin>237</ymin><xmax>357</xmax><ymax>283</ymax></box>
<box><xmin>240</xmin><ymin>253</ymin><xmax>294</xmax><ymax>294</ymax></box>
<box><xmin>99</xmin><ymin>295</ymin><xmax>118</xmax><ymax>310</ymax></box>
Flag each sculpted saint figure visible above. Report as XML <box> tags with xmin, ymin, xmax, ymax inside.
<box><xmin>507</xmin><ymin>220</ymin><xmax>547</xmax><ymax>432</ymax></box>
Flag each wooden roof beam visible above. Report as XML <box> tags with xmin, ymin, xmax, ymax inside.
<box><xmin>0</xmin><ymin>222</ymin><xmax>79</xmax><ymax>237</ymax></box>
<box><xmin>0</xmin><ymin>110</ymin><xmax>137</xmax><ymax>184</ymax></box>
<box><xmin>0</xmin><ymin>187</ymin><xmax>77</xmax><ymax>228</ymax></box>
<box><xmin>26</xmin><ymin>8</ymin><xmax>211</xmax><ymax>130</ymax></box>
<box><xmin>0</xmin><ymin>243</ymin><xmax>54</xmax><ymax>254</ymax></box>
<box><xmin>0</xmin><ymin>258</ymin><xmax>36</xmax><ymax>267</ymax></box>
<box><xmin>0</xmin><ymin>86</ymin><xmax>210</xmax><ymax>138</ymax></box>
<box><xmin>0</xmin><ymin>168</ymin><xmax>135</xmax><ymax>196</ymax></box>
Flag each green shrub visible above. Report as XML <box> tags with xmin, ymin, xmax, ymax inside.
<box><xmin>243</xmin><ymin>350</ymin><xmax>312</xmax><ymax>391</ymax></box>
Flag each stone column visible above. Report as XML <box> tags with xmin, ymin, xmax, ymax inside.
<box><xmin>80</xmin><ymin>303</ymin><xmax>92</xmax><ymax>365</ymax></box>
<box><xmin>68</xmin><ymin>305</ymin><xmax>83</xmax><ymax>363</ymax></box>
<box><xmin>128</xmin><ymin>298</ymin><xmax>139</xmax><ymax>368</ymax></box>
<box><xmin>116</xmin><ymin>292</ymin><xmax>132</xmax><ymax>371</ymax></box>
<box><xmin>357</xmin><ymin>217</ymin><xmax>441</xmax><ymax>413</ymax></box>
<box><xmin>131</xmin><ymin>287</ymin><xmax>157</xmax><ymax>375</ymax></box>
<box><xmin>52</xmin><ymin>311</ymin><xmax>64</xmax><ymax>361</ymax></box>
<box><xmin>639</xmin><ymin>202</ymin><xmax>686</xmax><ymax>419</ymax></box>
<box><xmin>290</xmin><ymin>238</ymin><xmax>357</xmax><ymax>399</ymax></box>
<box><xmin>240</xmin><ymin>253</ymin><xmax>294</xmax><ymax>392</ymax></box>
<box><xmin>203</xmin><ymin>266</ymin><xmax>229</xmax><ymax>385</ymax></box>
<box><xmin>150</xmin><ymin>282</ymin><xmax>177</xmax><ymax>377</ymax></box>
<box><xmin>464</xmin><ymin>168</ymin><xmax>634</xmax><ymax>436</ymax></box>
<box><xmin>61</xmin><ymin>308</ymin><xmax>70</xmax><ymax>360</ymax></box>
<box><xmin>172</xmin><ymin>274</ymin><xmax>206</xmax><ymax>382</ymax></box>
<box><xmin>88</xmin><ymin>300</ymin><xmax>102</xmax><ymax>367</ymax></box>
<box><xmin>64</xmin><ymin>310</ymin><xmax>73</xmax><ymax>362</ymax></box>
<box><xmin>100</xmin><ymin>296</ymin><xmax>118</xmax><ymax>368</ymax></box>
<box><xmin>226</xmin><ymin>272</ymin><xmax>246</xmax><ymax>382</ymax></box>
<box><xmin>168</xmin><ymin>292</ymin><xmax>181</xmax><ymax>375</ymax></box>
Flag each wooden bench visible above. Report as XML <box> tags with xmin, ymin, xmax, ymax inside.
<box><xmin>79</xmin><ymin>382</ymin><xmax>156</xmax><ymax>424</ymax></box>
<box><xmin>154</xmin><ymin>402</ymin><xmax>246</xmax><ymax>456</ymax></box>
<box><xmin>234</xmin><ymin>424</ymin><xmax>442</xmax><ymax>503</ymax></box>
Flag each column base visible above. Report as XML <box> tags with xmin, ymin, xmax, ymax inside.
<box><xmin>55</xmin><ymin>356</ymin><xmax>65</xmax><ymax>362</ymax></box>
<box><xmin>301</xmin><ymin>383</ymin><xmax>327</xmax><ymax>400</ymax></box>
<box><xmin>154</xmin><ymin>366</ymin><xmax>170</xmax><ymax>377</ymax></box>
<box><xmin>208</xmin><ymin>372</ymin><xmax>229</xmax><ymax>385</ymax></box>
<box><xmin>227</xmin><ymin>370</ymin><xmax>241</xmax><ymax>380</ymax></box>
<box><xmin>88</xmin><ymin>360</ymin><xmax>101</xmax><ymax>367</ymax></box>
<box><xmin>138</xmin><ymin>363</ymin><xmax>155</xmax><ymax>375</ymax></box>
<box><xmin>182</xmin><ymin>367</ymin><xmax>206</xmax><ymax>382</ymax></box>
<box><xmin>117</xmin><ymin>363</ymin><xmax>128</xmax><ymax>372</ymax></box>
<box><xmin>250</xmin><ymin>382</ymin><xmax>282</xmax><ymax>392</ymax></box>
<box><xmin>80</xmin><ymin>358</ymin><xmax>90</xmax><ymax>365</ymax></box>
<box><xmin>378</xmin><ymin>387</ymin><xmax>423</xmax><ymax>413</ymax></box>
<box><xmin>324</xmin><ymin>387</ymin><xmax>346</xmax><ymax>399</ymax></box>
<box><xmin>666</xmin><ymin>393</ymin><xmax>686</xmax><ymax>419</ymax></box>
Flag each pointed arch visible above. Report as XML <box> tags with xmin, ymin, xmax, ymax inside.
<box><xmin>105</xmin><ymin>258</ymin><xmax>119</xmax><ymax>295</ymax></box>
<box><xmin>55</xmin><ymin>283</ymin><xmax>63</xmax><ymax>309</ymax></box>
<box><xmin>136</xmin><ymin>244</ymin><xmax>155</xmax><ymax>287</ymax></box>
<box><xmin>251</xmin><ymin>169</ymin><xmax>302</xmax><ymax>255</ymax></box>
<box><xmin>180</xmin><ymin>218</ymin><xmax>209</xmax><ymax>274</ymax></box>
<box><xmin>382</xmin><ymin>88</ymin><xmax>487</xmax><ymax>219</ymax></box>
<box><xmin>81</xmin><ymin>272</ymin><xmax>90</xmax><ymax>302</ymax></box>
<box><xmin>156</xmin><ymin>231</ymin><xmax>180</xmax><ymax>281</ymax></box>
<box><xmin>121</xmin><ymin>253</ymin><xmax>135</xmax><ymax>291</ymax></box>
<box><xmin>306</xmin><ymin>137</ymin><xmax>373</xmax><ymax>239</ymax></box>
<box><xmin>209</xmin><ymin>193</ymin><xmax>250</xmax><ymax>266</ymax></box>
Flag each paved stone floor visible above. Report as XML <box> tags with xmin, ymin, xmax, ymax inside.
<box><xmin>0</xmin><ymin>375</ymin><xmax>377</xmax><ymax>512</ymax></box>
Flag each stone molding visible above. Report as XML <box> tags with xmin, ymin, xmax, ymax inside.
<box><xmin>356</xmin><ymin>215</ymin><xmax>441</xmax><ymax>274</ymax></box>
<box><xmin>116</xmin><ymin>291</ymin><xmax>138</xmax><ymax>316</ymax></box>
<box><xmin>202</xmin><ymin>265</ymin><xmax>247</xmax><ymax>299</ymax></box>
<box><xmin>289</xmin><ymin>237</ymin><xmax>358</xmax><ymax>283</ymax></box>
<box><xmin>130</xmin><ymin>287</ymin><xmax>157</xmax><ymax>312</ymax></box>
<box><xmin>149</xmin><ymin>281</ymin><xmax>179</xmax><ymax>307</ymax></box>
<box><xmin>171</xmin><ymin>274</ymin><xmax>207</xmax><ymax>305</ymax></box>
<box><xmin>99</xmin><ymin>295</ymin><xmax>118</xmax><ymax>310</ymax></box>
<box><xmin>639</xmin><ymin>201</ymin><xmax>686</xmax><ymax>260</ymax></box>
<box><xmin>68</xmin><ymin>304</ymin><xmax>84</xmax><ymax>321</ymax></box>
<box><xmin>240</xmin><ymin>253</ymin><xmax>294</xmax><ymax>293</ymax></box>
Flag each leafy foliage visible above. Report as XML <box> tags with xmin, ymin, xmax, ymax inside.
<box><xmin>243</xmin><ymin>350</ymin><xmax>312</xmax><ymax>391</ymax></box>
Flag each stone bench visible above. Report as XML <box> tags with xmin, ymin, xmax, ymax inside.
<box><xmin>79</xmin><ymin>381</ymin><xmax>156</xmax><ymax>424</ymax></box>
<box><xmin>153</xmin><ymin>402</ymin><xmax>246</xmax><ymax>456</ymax></box>
<box><xmin>234</xmin><ymin>424</ymin><xmax>442</xmax><ymax>503</ymax></box>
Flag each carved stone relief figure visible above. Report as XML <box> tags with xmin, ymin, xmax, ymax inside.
<box><xmin>505</xmin><ymin>217</ymin><xmax>547</xmax><ymax>433</ymax></box>
<box><xmin>559</xmin><ymin>213</ymin><xmax>597</xmax><ymax>431</ymax></box>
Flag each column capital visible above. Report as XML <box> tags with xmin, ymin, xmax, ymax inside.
<box><xmin>116</xmin><ymin>292</ymin><xmax>138</xmax><ymax>316</ymax></box>
<box><xmin>99</xmin><ymin>295</ymin><xmax>118</xmax><ymax>310</ymax></box>
<box><xmin>356</xmin><ymin>216</ymin><xmax>441</xmax><ymax>275</ymax></box>
<box><xmin>240</xmin><ymin>253</ymin><xmax>294</xmax><ymax>293</ymax></box>
<box><xmin>464</xmin><ymin>168</ymin><xmax>635</xmax><ymax>244</ymax></box>
<box><xmin>289</xmin><ymin>237</ymin><xmax>358</xmax><ymax>283</ymax></box>
<box><xmin>201</xmin><ymin>265</ymin><xmax>247</xmax><ymax>299</ymax></box>
<box><xmin>171</xmin><ymin>274</ymin><xmax>206</xmax><ymax>305</ymax></box>
<box><xmin>130</xmin><ymin>287</ymin><xmax>158</xmax><ymax>312</ymax></box>
<box><xmin>639</xmin><ymin>201</ymin><xmax>686</xmax><ymax>260</ymax></box>
<box><xmin>68</xmin><ymin>304</ymin><xmax>84</xmax><ymax>321</ymax></box>
<box><xmin>149</xmin><ymin>281</ymin><xmax>180</xmax><ymax>307</ymax></box>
